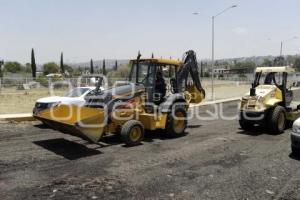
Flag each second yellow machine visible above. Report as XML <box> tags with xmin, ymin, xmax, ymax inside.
<box><xmin>240</xmin><ymin>66</ymin><xmax>300</xmax><ymax>134</ymax></box>
<box><xmin>34</xmin><ymin>50</ymin><xmax>205</xmax><ymax>146</ymax></box>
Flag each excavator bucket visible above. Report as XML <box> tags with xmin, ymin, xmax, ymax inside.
<box><xmin>186</xmin><ymin>83</ymin><xmax>205</xmax><ymax>104</ymax></box>
<box><xmin>34</xmin><ymin>104</ymin><xmax>106</xmax><ymax>143</ymax></box>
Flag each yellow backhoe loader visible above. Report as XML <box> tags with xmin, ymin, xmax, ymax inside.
<box><xmin>34</xmin><ymin>50</ymin><xmax>205</xmax><ymax>146</ymax></box>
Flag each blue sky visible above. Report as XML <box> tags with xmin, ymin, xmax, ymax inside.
<box><xmin>0</xmin><ymin>0</ymin><xmax>299</xmax><ymax>63</ymax></box>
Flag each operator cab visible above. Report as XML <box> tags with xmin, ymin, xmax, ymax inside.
<box><xmin>252</xmin><ymin>66</ymin><xmax>295</xmax><ymax>107</ymax></box>
<box><xmin>128</xmin><ymin>58</ymin><xmax>181</xmax><ymax>105</ymax></box>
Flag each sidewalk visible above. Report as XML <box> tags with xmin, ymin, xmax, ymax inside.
<box><xmin>0</xmin><ymin>113</ymin><xmax>34</xmax><ymax>122</ymax></box>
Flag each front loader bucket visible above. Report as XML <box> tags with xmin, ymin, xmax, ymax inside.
<box><xmin>34</xmin><ymin>105</ymin><xmax>106</xmax><ymax>143</ymax></box>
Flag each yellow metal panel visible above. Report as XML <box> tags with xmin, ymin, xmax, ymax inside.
<box><xmin>138</xmin><ymin>113</ymin><xmax>168</xmax><ymax>130</ymax></box>
<box><xmin>286</xmin><ymin>111</ymin><xmax>300</xmax><ymax>121</ymax></box>
<box><xmin>186</xmin><ymin>85</ymin><xmax>204</xmax><ymax>104</ymax></box>
<box><xmin>35</xmin><ymin>105</ymin><xmax>106</xmax><ymax>142</ymax></box>
<box><xmin>155</xmin><ymin>113</ymin><xmax>167</xmax><ymax>129</ymax></box>
<box><xmin>274</xmin><ymin>88</ymin><xmax>283</xmax><ymax>101</ymax></box>
<box><xmin>265</xmin><ymin>99</ymin><xmax>282</xmax><ymax>107</ymax></box>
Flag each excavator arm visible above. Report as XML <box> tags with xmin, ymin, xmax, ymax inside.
<box><xmin>172</xmin><ymin>50</ymin><xmax>205</xmax><ymax>103</ymax></box>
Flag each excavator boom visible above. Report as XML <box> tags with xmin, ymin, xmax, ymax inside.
<box><xmin>174</xmin><ymin>50</ymin><xmax>205</xmax><ymax>103</ymax></box>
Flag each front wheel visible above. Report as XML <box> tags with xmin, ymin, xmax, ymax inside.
<box><xmin>121</xmin><ymin>120</ymin><xmax>144</xmax><ymax>146</ymax></box>
<box><xmin>267</xmin><ymin>106</ymin><xmax>286</xmax><ymax>134</ymax></box>
<box><xmin>166</xmin><ymin>106</ymin><xmax>188</xmax><ymax>137</ymax></box>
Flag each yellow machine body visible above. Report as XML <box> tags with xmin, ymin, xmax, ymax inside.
<box><xmin>240</xmin><ymin>66</ymin><xmax>300</xmax><ymax>122</ymax></box>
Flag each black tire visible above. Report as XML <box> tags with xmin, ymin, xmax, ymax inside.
<box><xmin>286</xmin><ymin>120</ymin><xmax>294</xmax><ymax>128</ymax></box>
<box><xmin>239</xmin><ymin>113</ymin><xmax>254</xmax><ymax>130</ymax></box>
<box><xmin>292</xmin><ymin>146</ymin><xmax>300</xmax><ymax>154</ymax></box>
<box><xmin>267</xmin><ymin>106</ymin><xmax>286</xmax><ymax>134</ymax></box>
<box><xmin>121</xmin><ymin>120</ymin><xmax>144</xmax><ymax>146</ymax></box>
<box><xmin>166</xmin><ymin>106</ymin><xmax>188</xmax><ymax>137</ymax></box>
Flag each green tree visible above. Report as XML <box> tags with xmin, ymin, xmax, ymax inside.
<box><xmin>114</xmin><ymin>60</ymin><xmax>118</xmax><ymax>71</ymax></box>
<box><xmin>294</xmin><ymin>57</ymin><xmax>300</xmax><ymax>71</ymax></box>
<box><xmin>102</xmin><ymin>59</ymin><xmax>106</xmax><ymax>75</ymax></box>
<box><xmin>274</xmin><ymin>56</ymin><xmax>285</xmax><ymax>66</ymax></box>
<box><xmin>262</xmin><ymin>58</ymin><xmax>273</xmax><ymax>67</ymax></box>
<box><xmin>107</xmin><ymin>63</ymin><xmax>130</xmax><ymax>81</ymax></box>
<box><xmin>0</xmin><ymin>60</ymin><xmax>4</xmax><ymax>77</ymax></box>
<box><xmin>31</xmin><ymin>48</ymin><xmax>37</xmax><ymax>79</ymax></box>
<box><xmin>60</xmin><ymin>52</ymin><xmax>65</xmax><ymax>74</ymax></box>
<box><xmin>4</xmin><ymin>62</ymin><xmax>22</xmax><ymax>73</ymax></box>
<box><xmin>234</xmin><ymin>61</ymin><xmax>256</xmax><ymax>68</ymax></box>
<box><xmin>90</xmin><ymin>59</ymin><xmax>94</xmax><ymax>74</ymax></box>
<box><xmin>64</xmin><ymin>64</ymin><xmax>73</xmax><ymax>76</ymax></box>
<box><xmin>73</xmin><ymin>66</ymin><xmax>83</xmax><ymax>76</ymax></box>
<box><xmin>43</xmin><ymin>62</ymin><xmax>59</xmax><ymax>75</ymax></box>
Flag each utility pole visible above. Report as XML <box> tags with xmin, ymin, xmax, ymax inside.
<box><xmin>193</xmin><ymin>5</ymin><xmax>237</xmax><ymax>100</ymax></box>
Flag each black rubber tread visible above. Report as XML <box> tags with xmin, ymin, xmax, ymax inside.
<box><xmin>267</xmin><ymin>106</ymin><xmax>286</xmax><ymax>134</ymax></box>
<box><xmin>120</xmin><ymin>120</ymin><xmax>144</xmax><ymax>146</ymax></box>
<box><xmin>166</xmin><ymin>105</ymin><xmax>188</xmax><ymax>137</ymax></box>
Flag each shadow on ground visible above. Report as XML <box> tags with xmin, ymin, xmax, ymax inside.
<box><xmin>237</xmin><ymin>125</ymin><xmax>289</xmax><ymax>137</ymax></box>
<box><xmin>33</xmin><ymin>123</ymin><xmax>51</xmax><ymax>129</ymax></box>
<box><xmin>33</xmin><ymin>125</ymin><xmax>190</xmax><ymax>155</ymax></box>
<box><xmin>33</xmin><ymin>138</ymin><xmax>102</xmax><ymax>160</ymax></box>
<box><xmin>188</xmin><ymin>124</ymin><xmax>202</xmax><ymax>129</ymax></box>
<box><xmin>237</xmin><ymin>126</ymin><xmax>267</xmax><ymax>136</ymax></box>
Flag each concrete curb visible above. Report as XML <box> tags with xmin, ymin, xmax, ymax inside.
<box><xmin>0</xmin><ymin>113</ymin><xmax>34</xmax><ymax>122</ymax></box>
<box><xmin>190</xmin><ymin>97</ymin><xmax>240</xmax><ymax>108</ymax></box>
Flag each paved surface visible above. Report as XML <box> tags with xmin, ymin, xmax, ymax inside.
<box><xmin>1</xmin><ymin>100</ymin><xmax>300</xmax><ymax>200</ymax></box>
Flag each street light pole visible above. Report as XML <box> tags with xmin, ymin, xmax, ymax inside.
<box><xmin>280</xmin><ymin>41</ymin><xmax>283</xmax><ymax>57</ymax></box>
<box><xmin>280</xmin><ymin>36</ymin><xmax>298</xmax><ymax>57</ymax></box>
<box><xmin>193</xmin><ymin>5</ymin><xmax>237</xmax><ymax>100</ymax></box>
<box><xmin>211</xmin><ymin>16</ymin><xmax>215</xmax><ymax>100</ymax></box>
<box><xmin>210</xmin><ymin>5</ymin><xmax>237</xmax><ymax>100</ymax></box>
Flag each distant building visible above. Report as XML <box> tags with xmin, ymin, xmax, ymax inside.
<box><xmin>213</xmin><ymin>67</ymin><xmax>254</xmax><ymax>79</ymax></box>
<box><xmin>45</xmin><ymin>73</ymin><xmax>62</xmax><ymax>78</ymax></box>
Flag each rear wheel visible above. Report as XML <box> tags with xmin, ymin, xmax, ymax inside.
<box><xmin>268</xmin><ymin>106</ymin><xmax>286</xmax><ymax>134</ymax></box>
<box><xmin>292</xmin><ymin>146</ymin><xmax>300</xmax><ymax>154</ymax></box>
<box><xmin>166</xmin><ymin>106</ymin><xmax>187</xmax><ymax>137</ymax></box>
<box><xmin>121</xmin><ymin>120</ymin><xmax>144</xmax><ymax>146</ymax></box>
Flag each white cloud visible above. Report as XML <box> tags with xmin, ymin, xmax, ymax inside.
<box><xmin>232</xmin><ymin>27</ymin><xmax>248</xmax><ymax>35</ymax></box>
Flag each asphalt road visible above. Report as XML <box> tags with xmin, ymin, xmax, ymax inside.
<box><xmin>1</xmin><ymin>101</ymin><xmax>300</xmax><ymax>200</ymax></box>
